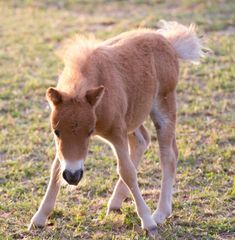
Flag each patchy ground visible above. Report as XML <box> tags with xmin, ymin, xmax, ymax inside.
<box><xmin>0</xmin><ymin>0</ymin><xmax>234</xmax><ymax>239</ymax></box>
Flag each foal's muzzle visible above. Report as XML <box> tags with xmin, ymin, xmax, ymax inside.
<box><xmin>62</xmin><ymin>169</ymin><xmax>83</xmax><ymax>185</ymax></box>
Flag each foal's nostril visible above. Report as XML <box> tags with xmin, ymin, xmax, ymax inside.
<box><xmin>62</xmin><ymin>169</ymin><xmax>83</xmax><ymax>185</ymax></box>
<box><xmin>74</xmin><ymin>169</ymin><xmax>83</xmax><ymax>182</ymax></box>
<box><xmin>62</xmin><ymin>169</ymin><xmax>73</xmax><ymax>183</ymax></box>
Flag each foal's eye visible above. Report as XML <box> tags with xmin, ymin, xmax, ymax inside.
<box><xmin>54</xmin><ymin>129</ymin><xmax>60</xmax><ymax>138</ymax></box>
<box><xmin>88</xmin><ymin>129</ymin><xmax>94</xmax><ymax>136</ymax></box>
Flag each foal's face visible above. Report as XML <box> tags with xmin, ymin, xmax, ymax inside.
<box><xmin>46</xmin><ymin>86</ymin><xmax>104</xmax><ymax>185</ymax></box>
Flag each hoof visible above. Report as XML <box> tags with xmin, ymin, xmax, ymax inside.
<box><xmin>152</xmin><ymin>208</ymin><xmax>171</xmax><ymax>224</ymax></box>
<box><xmin>142</xmin><ymin>216</ymin><xmax>158</xmax><ymax>238</ymax></box>
<box><xmin>110</xmin><ymin>208</ymin><xmax>122</xmax><ymax>214</ymax></box>
<box><xmin>106</xmin><ymin>207</ymin><xmax>122</xmax><ymax>216</ymax></box>
<box><xmin>146</xmin><ymin>225</ymin><xmax>158</xmax><ymax>238</ymax></box>
<box><xmin>28</xmin><ymin>222</ymin><xmax>45</xmax><ymax>231</ymax></box>
<box><xmin>28</xmin><ymin>212</ymin><xmax>47</xmax><ymax>231</ymax></box>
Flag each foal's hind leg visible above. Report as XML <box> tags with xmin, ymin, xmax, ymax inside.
<box><xmin>107</xmin><ymin>125</ymin><xmax>150</xmax><ymax>213</ymax></box>
<box><xmin>29</xmin><ymin>157</ymin><xmax>61</xmax><ymax>229</ymax></box>
<box><xmin>150</xmin><ymin>91</ymin><xmax>178</xmax><ymax>224</ymax></box>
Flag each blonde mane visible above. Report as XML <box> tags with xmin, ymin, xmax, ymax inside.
<box><xmin>56</xmin><ymin>35</ymin><xmax>100</xmax><ymax>95</ymax></box>
<box><xmin>63</xmin><ymin>35</ymin><xmax>99</xmax><ymax>68</ymax></box>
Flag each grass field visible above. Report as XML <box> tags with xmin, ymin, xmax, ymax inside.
<box><xmin>0</xmin><ymin>0</ymin><xmax>235</xmax><ymax>239</ymax></box>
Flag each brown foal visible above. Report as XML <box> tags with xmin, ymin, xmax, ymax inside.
<box><xmin>29</xmin><ymin>21</ymin><xmax>204</xmax><ymax>236</ymax></box>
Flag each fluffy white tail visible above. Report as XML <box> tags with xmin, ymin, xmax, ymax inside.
<box><xmin>157</xmin><ymin>20</ymin><xmax>205</xmax><ymax>63</ymax></box>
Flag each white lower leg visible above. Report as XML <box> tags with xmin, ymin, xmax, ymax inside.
<box><xmin>108</xmin><ymin>127</ymin><xmax>149</xmax><ymax>212</ymax></box>
<box><xmin>108</xmin><ymin>133</ymin><xmax>157</xmax><ymax>236</ymax></box>
<box><xmin>29</xmin><ymin>159</ymin><xmax>61</xmax><ymax>229</ymax></box>
<box><xmin>125</xmin><ymin>180</ymin><xmax>157</xmax><ymax>233</ymax></box>
<box><xmin>118</xmin><ymin>157</ymin><xmax>156</xmax><ymax>231</ymax></box>
<box><xmin>153</xmin><ymin>174</ymin><xmax>173</xmax><ymax>224</ymax></box>
<box><xmin>30</xmin><ymin>181</ymin><xmax>61</xmax><ymax>226</ymax></box>
<box><xmin>107</xmin><ymin>179</ymin><xmax>129</xmax><ymax>212</ymax></box>
<box><xmin>153</xmin><ymin>149</ymin><xmax>176</xmax><ymax>224</ymax></box>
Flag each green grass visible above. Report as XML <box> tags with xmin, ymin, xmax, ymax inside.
<box><xmin>0</xmin><ymin>0</ymin><xmax>234</xmax><ymax>239</ymax></box>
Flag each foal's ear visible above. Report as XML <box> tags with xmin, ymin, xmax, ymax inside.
<box><xmin>46</xmin><ymin>87</ymin><xmax>62</xmax><ymax>105</ymax></box>
<box><xmin>85</xmin><ymin>85</ymin><xmax>105</xmax><ymax>107</ymax></box>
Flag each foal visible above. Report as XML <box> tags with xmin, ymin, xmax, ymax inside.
<box><xmin>29</xmin><ymin>21</ymin><xmax>204</xmax><ymax>236</ymax></box>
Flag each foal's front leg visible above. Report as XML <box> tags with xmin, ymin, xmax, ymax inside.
<box><xmin>29</xmin><ymin>157</ymin><xmax>61</xmax><ymax>230</ymax></box>
<box><xmin>107</xmin><ymin>125</ymin><xmax>150</xmax><ymax>212</ymax></box>
<box><xmin>110</xmin><ymin>134</ymin><xmax>157</xmax><ymax>235</ymax></box>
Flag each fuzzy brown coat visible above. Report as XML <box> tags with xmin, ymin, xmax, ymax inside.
<box><xmin>29</xmin><ymin>21</ymin><xmax>204</xmax><ymax>236</ymax></box>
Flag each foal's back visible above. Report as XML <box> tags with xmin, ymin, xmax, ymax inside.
<box><xmin>101</xmin><ymin>29</ymin><xmax>179</xmax><ymax>130</ymax></box>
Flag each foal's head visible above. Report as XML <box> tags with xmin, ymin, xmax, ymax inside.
<box><xmin>46</xmin><ymin>86</ymin><xmax>104</xmax><ymax>185</ymax></box>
